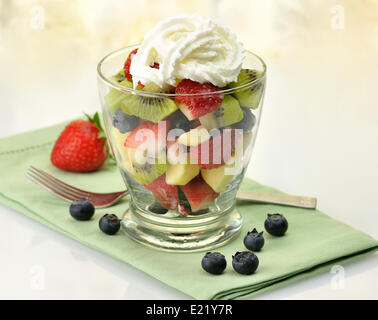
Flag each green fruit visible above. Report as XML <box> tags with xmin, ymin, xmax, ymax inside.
<box><xmin>118</xmin><ymin>68</ymin><xmax>125</xmax><ymax>78</ymax></box>
<box><xmin>109</xmin><ymin>69</ymin><xmax>126</xmax><ymax>83</ymax></box>
<box><xmin>120</xmin><ymin>94</ymin><xmax>178</xmax><ymax>123</ymax></box>
<box><xmin>141</xmin><ymin>82</ymin><xmax>166</xmax><ymax>93</ymax></box>
<box><xmin>121</xmin><ymin>158</ymin><xmax>135</xmax><ymax>175</ymax></box>
<box><xmin>133</xmin><ymin>162</ymin><xmax>167</xmax><ymax>185</ymax></box>
<box><xmin>104</xmin><ymin>79</ymin><xmax>133</xmax><ymax>113</ymax></box>
<box><xmin>110</xmin><ymin>130</ymin><xmax>134</xmax><ymax>175</ymax></box>
<box><xmin>166</xmin><ymin>161</ymin><xmax>200</xmax><ymax>185</ymax></box>
<box><xmin>201</xmin><ymin>154</ymin><xmax>243</xmax><ymax>193</ymax></box>
<box><xmin>229</xmin><ymin>69</ymin><xmax>264</xmax><ymax>109</ymax></box>
<box><xmin>199</xmin><ymin>96</ymin><xmax>243</xmax><ymax>130</ymax></box>
<box><xmin>201</xmin><ymin>165</ymin><xmax>233</xmax><ymax>193</ymax></box>
<box><xmin>127</xmin><ymin>148</ymin><xmax>167</xmax><ymax>185</ymax></box>
<box><xmin>111</xmin><ymin>127</ymin><xmax>130</xmax><ymax>150</ymax></box>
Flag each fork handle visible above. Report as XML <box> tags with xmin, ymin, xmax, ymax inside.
<box><xmin>236</xmin><ymin>190</ymin><xmax>317</xmax><ymax>209</ymax></box>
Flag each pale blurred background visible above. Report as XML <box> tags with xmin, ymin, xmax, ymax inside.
<box><xmin>1</xmin><ymin>0</ymin><xmax>377</xmax><ymax>241</ymax></box>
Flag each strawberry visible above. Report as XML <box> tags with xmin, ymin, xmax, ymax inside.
<box><xmin>123</xmin><ymin>48</ymin><xmax>138</xmax><ymax>80</ymax></box>
<box><xmin>175</xmin><ymin>79</ymin><xmax>223</xmax><ymax>120</ymax></box>
<box><xmin>144</xmin><ymin>174</ymin><xmax>178</xmax><ymax>210</ymax></box>
<box><xmin>51</xmin><ymin>113</ymin><xmax>108</xmax><ymax>173</ymax></box>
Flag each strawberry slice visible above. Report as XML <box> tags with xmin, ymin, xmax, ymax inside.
<box><xmin>145</xmin><ymin>174</ymin><xmax>178</xmax><ymax>210</ymax></box>
<box><xmin>175</xmin><ymin>79</ymin><xmax>223</xmax><ymax>120</ymax></box>
<box><xmin>124</xmin><ymin>48</ymin><xmax>138</xmax><ymax>80</ymax></box>
<box><xmin>180</xmin><ymin>175</ymin><xmax>219</xmax><ymax>212</ymax></box>
<box><xmin>190</xmin><ymin>130</ymin><xmax>237</xmax><ymax>169</ymax></box>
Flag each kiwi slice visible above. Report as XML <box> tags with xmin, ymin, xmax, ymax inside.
<box><xmin>133</xmin><ymin>162</ymin><xmax>167</xmax><ymax>185</ymax></box>
<box><xmin>104</xmin><ymin>78</ymin><xmax>133</xmax><ymax>113</ymax></box>
<box><xmin>109</xmin><ymin>69</ymin><xmax>126</xmax><ymax>83</ymax></box>
<box><xmin>229</xmin><ymin>69</ymin><xmax>264</xmax><ymax>109</ymax></box>
<box><xmin>199</xmin><ymin>95</ymin><xmax>243</xmax><ymax>130</ymax></box>
<box><xmin>120</xmin><ymin>94</ymin><xmax>178</xmax><ymax>123</ymax></box>
<box><xmin>141</xmin><ymin>82</ymin><xmax>164</xmax><ymax>93</ymax></box>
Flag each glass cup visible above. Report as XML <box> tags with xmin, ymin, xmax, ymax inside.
<box><xmin>97</xmin><ymin>45</ymin><xmax>266</xmax><ymax>252</ymax></box>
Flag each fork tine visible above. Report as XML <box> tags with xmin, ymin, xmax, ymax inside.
<box><xmin>29</xmin><ymin>166</ymin><xmax>89</xmax><ymax>198</ymax></box>
<box><xmin>27</xmin><ymin>168</ymin><xmax>86</xmax><ymax>200</ymax></box>
<box><xmin>26</xmin><ymin>171</ymin><xmax>77</xmax><ymax>203</ymax></box>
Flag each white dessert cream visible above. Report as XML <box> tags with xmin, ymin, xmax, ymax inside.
<box><xmin>130</xmin><ymin>14</ymin><xmax>245</xmax><ymax>89</ymax></box>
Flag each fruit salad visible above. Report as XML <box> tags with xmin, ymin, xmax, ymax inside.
<box><xmin>102</xmin><ymin>14</ymin><xmax>265</xmax><ymax>217</ymax></box>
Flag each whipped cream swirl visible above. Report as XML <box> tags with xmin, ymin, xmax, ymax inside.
<box><xmin>130</xmin><ymin>14</ymin><xmax>245</xmax><ymax>89</ymax></box>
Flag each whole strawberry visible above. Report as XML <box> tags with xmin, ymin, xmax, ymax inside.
<box><xmin>51</xmin><ymin>113</ymin><xmax>108</xmax><ymax>173</ymax></box>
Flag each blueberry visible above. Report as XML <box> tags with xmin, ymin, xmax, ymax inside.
<box><xmin>112</xmin><ymin>109</ymin><xmax>139</xmax><ymax>133</ymax></box>
<box><xmin>244</xmin><ymin>228</ymin><xmax>265</xmax><ymax>251</ymax></box>
<box><xmin>201</xmin><ymin>252</ymin><xmax>227</xmax><ymax>275</ymax></box>
<box><xmin>232</xmin><ymin>251</ymin><xmax>259</xmax><ymax>275</ymax></box>
<box><xmin>168</xmin><ymin>110</ymin><xmax>191</xmax><ymax>132</ymax></box>
<box><xmin>231</xmin><ymin>107</ymin><xmax>256</xmax><ymax>131</ymax></box>
<box><xmin>149</xmin><ymin>202</ymin><xmax>168</xmax><ymax>215</ymax></box>
<box><xmin>264</xmin><ymin>213</ymin><xmax>288</xmax><ymax>236</ymax></box>
<box><xmin>69</xmin><ymin>199</ymin><xmax>95</xmax><ymax>221</ymax></box>
<box><xmin>99</xmin><ymin>214</ymin><xmax>121</xmax><ymax>235</ymax></box>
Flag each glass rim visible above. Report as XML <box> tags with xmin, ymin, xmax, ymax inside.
<box><xmin>97</xmin><ymin>44</ymin><xmax>267</xmax><ymax>98</ymax></box>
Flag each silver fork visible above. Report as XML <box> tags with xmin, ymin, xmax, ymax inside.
<box><xmin>26</xmin><ymin>166</ymin><xmax>128</xmax><ymax>208</ymax></box>
<box><xmin>26</xmin><ymin>166</ymin><xmax>317</xmax><ymax>209</ymax></box>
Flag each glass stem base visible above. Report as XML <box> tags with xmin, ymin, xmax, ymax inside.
<box><xmin>121</xmin><ymin>205</ymin><xmax>242</xmax><ymax>253</ymax></box>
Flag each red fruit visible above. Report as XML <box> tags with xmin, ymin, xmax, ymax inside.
<box><xmin>51</xmin><ymin>114</ymin><xmax>108</xmax><ymax>173</ymax></box>
<box><xmin>145</xmin><ymin>174</ymin><xmax>178</xmax><ymax>210</ymax></box>
<box><xmin>137</xmin><ymin>81</ymin><xmax>145</xmax><ymax>89</ymax></box>
<box><xmin>124</xmin><ymin>48</ymin><xmax>160</xmax><ymax>81</ymax></box>
<box><xmin>175</xmin><ymin>79</ymin><xmax>223</xmax><ymax>120</ymax></box>
<box><xmin>124</xmin><ymin>48</ymin><xmax>138</xmax><ymax>80</ymax></box>
<box><xmin>125</xmin><ymin>120</ymin><xmax>169</xmax><ymax>150</ymax></box>
<box><xmin>180</xmin><ymin>176</ymin><xmax>219</xmax><ymax>212</ymax></box>
<box><xmin>190</xmin><ymin>130</ymin><xmax>237</xmax><ymax>169</ymax></box>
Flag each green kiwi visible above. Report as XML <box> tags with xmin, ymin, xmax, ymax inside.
<box><xmin>141</xmin><ymin>82</ymin><xmax>163</xmax><ymax>93</ymax></box>
<box><xmin>109</xmin><ymin>69</ymin><xmax>126</xmax><ymax>83</ymax></box>
<box><xmin>133</xmin><ymin>162</ymin><xmax>167</xmax><ymax>185</ymax></box>
<box><xmin>141</xmin><ymin>82</ymin><xmax>175</xmax><ymax>94</ymax></box>
<box><xmin>199</xmin><ymin>95</ymin><xmax>243</xmax><ymax>130</ymax></box>
<box><xmin>120</xmin><ymin>94</ymin><xmax>178</xmax><ymax>123</ymax></box>
<box><xmin>104</xmin><ymin>78</ymin><xmax>133</xmax><ymax>113</ymax></box>
<box><xmin>228</xmin><ymin>69</ymin><xmax>264</xmax><ymax>109</ymax></box>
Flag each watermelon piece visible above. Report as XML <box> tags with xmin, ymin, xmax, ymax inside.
<box><xmin>144</xmin><ymin>174</ymin><xmax>178</xmax><ymax>210</ymax></box>
<box><xmin>180</xmin><ymin>175</ymin><xmax>219</xmax><ymax>212</ymax></box>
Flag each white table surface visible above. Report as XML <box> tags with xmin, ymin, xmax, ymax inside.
<box><xmin>0</xmin><ymin>1</ymin><xmax>377</xmax><ymax>299</ymax></box>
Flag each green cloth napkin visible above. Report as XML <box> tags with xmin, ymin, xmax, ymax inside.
<box><xmin>0</xmin><ymin>122</ymin><xmax>377</xmax><ymax>300</ymax></box>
